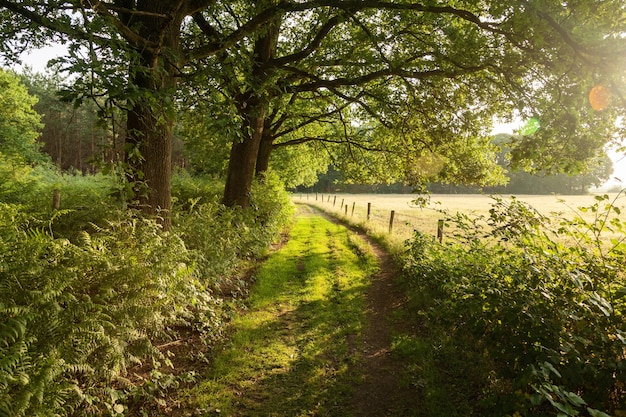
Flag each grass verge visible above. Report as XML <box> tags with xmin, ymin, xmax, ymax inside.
<box><xmin>187</xmin><ymin>209</ymin><xmax>378</xmax><ymax>416</ymax></box>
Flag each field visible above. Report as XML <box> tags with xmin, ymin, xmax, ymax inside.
<box><xmin>293</xmin><ymin>192</ymin><xmax>626</xmax><ymax>245</ymax></box>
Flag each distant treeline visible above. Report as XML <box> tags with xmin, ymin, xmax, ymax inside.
<box><xmin>300</xmin><ymin>153</ymin><xmax>613</xmax><ymax>195</ymax></box>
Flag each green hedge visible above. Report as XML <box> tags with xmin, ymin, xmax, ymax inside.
<box><xmin>402</xmin><ymin>195</ymin><xmax>625</xmax><ymax>417</ymax></box>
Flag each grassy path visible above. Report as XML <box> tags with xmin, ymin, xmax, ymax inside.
<box><xmin>188</xmin><ymin>207</ymin><xmax>379</xmax><ymax>416</ymax></box>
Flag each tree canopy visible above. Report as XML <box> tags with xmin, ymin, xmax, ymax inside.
<box><xmin>0</xmin><ymin>68</ymin><xmax>43</xmax><ymax>164</ymax></box>
<box><xmin>1</xmin><ymin>1</ymin><xmax>624</xmax><ymax>224</ymax></box>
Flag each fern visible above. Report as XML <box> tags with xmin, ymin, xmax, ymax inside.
<box><xmin>0</xmin><ymin>174</ymin><xmax>294</xmax><ymax>416</ymax></box>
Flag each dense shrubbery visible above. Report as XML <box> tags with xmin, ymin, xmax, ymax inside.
<box><xmin>401</xmin><ymin>194</ymin><xmax>626</xmax><ymax>416</ymax></box>
<box><xmin>0</xmin><ymin>169</ymin><xmax>292</xmax><ymax>417</ymax></box>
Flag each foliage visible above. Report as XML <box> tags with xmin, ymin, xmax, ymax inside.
<box><xmin>428</xmin><ymin>145</ymin><xmax>614</xmax><ymax>195</ymax></box>
<box><xmin>0</xmin><ymin>207</ymin><xmax>202</xmax><ymax>416</ymax></box>
<box><xmin>19</xmin><ymin>68</ymin><xmax>126</xmax><ymax>173</ymax></box>
<box><xmin>4</xmin><ymin>1</ymin><xmax>624</xmax><ymax>212</ymax></box>
<box><xmin>0</xmin><ymin>69</ymin><xmax>45</xmax><ymax>164</ymax></box>
<box><xmin>187</xmin><ymin>0</ymin><xmax>625</xmax><ymax>194</ymax></box>
<box><xmin>401</xmin><ymin>194</ymin><xmax>626</xmax><ymax>416</ymax></box>
<box><xmin>0</xmin><ymin>172</ymin><xmax>293</xmax><ymax>416</ymax></box>
<box><xmin>173</xmin><ymin>172</ymin><xmax>293</xmax><ymax>287</ymax></box>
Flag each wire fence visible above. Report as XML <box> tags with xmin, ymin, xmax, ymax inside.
<box><xmin>295</xmin><ymin>191</ymin><xmax>626</xmax><ymax>249</ymax></box>
<box><xmin>293</xmin><ymin>193</ymin><xmax>447</xmax><ymax>244</ymax></box>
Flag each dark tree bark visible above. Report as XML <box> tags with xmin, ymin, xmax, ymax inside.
<box><xmin>255</xmin><ymin>130</ymin><xmax>273</xmax><ymax>177</ymax></box>
<box><xmin>222</xmin><ymin>12</ymin><xmax>280</xmax><ymax>208</ymax></box>
<box><xmin>223</xmin><ymin>110</ymin><xmax>265</xmax><ymax>207</ymax></box>
<box><xmin>120</xmin><ymin>3</ymin><xmax>184</xmax><ymax>230</ymax></box>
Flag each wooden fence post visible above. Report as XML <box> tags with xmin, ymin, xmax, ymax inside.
<box><xmin>437</xmin><ymin>219</ymin><xmax>444</xmax><ymax>243</ymax></box>
<box><xmin>351</xmin><ymin>202</ymin><xmax>355</xmax><ymax>217</ymax></box>
<box><xmin>52</xmin><ymin>189</ymin><xmax>61</xmax><ymax>210</ymax></box>
<box><xmin>333</xmin><ymin>195</ymin><xmax>336</xmax><ymax>206</ymax></box>
<box><xmin>345</xmin><ymin>204</ymin><xmax>348</xmax><ymax>215</ymax></box>
<box><xmin>340</xmin><ymin>198</ymin><xmax>344</xmax><ymax>210</ymax></box>
<box><xmin>327</xmin><ymin>194</ymin><xmax>331</xmax><ymax>202</ymax></box>
<box><xmin>367</xmin><ymin>203</ymin><xmax>371</xmax><ymax>221</ymax></box>
<box><xmin>389</xmin><ymin>210</ymin><xmax>395</xmax><ymax>233</ymax></box>
<box><xmin>316</xmin><ymin>193</ymin><xmax>318</xmax><ymax>201</ymax></box>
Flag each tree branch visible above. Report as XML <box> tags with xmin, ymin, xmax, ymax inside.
<box><xmin>284</xmin><ymin>62</ymin><xmax>489</xmax><ymax>93</ymax></box>
<box><xmin>271</xmin><ymin>14</ymin><xmax>345</xmax><ymax>67</ymax></box>
<box><xmin>0</xmin><ymin>1</ymin><xmax>97</xmax><ymax>43</ymax></box>
<box><xmin>273</xmin><ymin>135</ymin><xmax>390</xmax><ymax>153</ymax></box>
<box><xmin>88</xmin><ymin>0</ymin><xmax>158</xmax><ymax>51</ymax></box>
<box><xmin>528</xmin><ymin>3</ymin><xmax>626</xmax><ymax>58</ymax></box>
<box><xmin>187</xmin><ymin>2</ymin><xmax>289</xmax><ymax>60</ymax></box>
<box><xmin>272</xmin><ymin>94</ymin><xmax>357</xmax><ymax>140</ymax></box>
<box><xmin>103</xmin><ymin>4</ymin><xmax>169</xmax><ymax>19</ymax></box>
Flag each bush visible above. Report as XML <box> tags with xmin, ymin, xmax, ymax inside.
<box><xmin>173</xmin><ymin>171</ymin><xmax>293</xmax><ymax>294</ymax></box>
<box><xmin>402</xmin><ymin>195</ymin><xmax>626</xmax><ymax>416</ymax></box>
<box><xmin>0</xmin><ymin>172</ymin><xmax>294</xmax><ymax>416</ymax></box>
<box><xmin>0</xmin><ymin>206</ymin><xmax>222</xmax><ymax>416</ymax></box>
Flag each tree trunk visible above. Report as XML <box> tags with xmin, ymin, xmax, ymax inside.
<box><xmin>126</xmin><ymin>95</ymin><xmax>173</xmax><ymax>226</ymax></box>
<box><xmin>121</xmin><ymin>3</ymin><xmax>183</xmax><ymax>230</ymax></box>
<box><xmin>223</xmin><ymin>112</ymin><xmax>265</xmax><ymax>207</ymax></box>
<box><xmin>255</xmin><ymin>131</ymin><xmax>273</xmax><ymax>176</ymax></box>
<box><xmin>222</xmin><ymin>12</ymin><xmax>280</xmax><ymax>207</ymax></box>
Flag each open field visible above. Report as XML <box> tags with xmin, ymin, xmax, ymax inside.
<box><xmin>293</xmin><ymin>192</ymin><xmax>626</xmax><ymax>245</ymax></box>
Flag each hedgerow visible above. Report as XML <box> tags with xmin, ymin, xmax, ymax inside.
<box><xmin>0</xmin><ymin>170</ymin><xmax>292</xmax><ymax>416</ymax></box>
<box><xmin>402</xmin><ymin>194</ymin><xmax>625</xmax><ymax>416</ymax></box>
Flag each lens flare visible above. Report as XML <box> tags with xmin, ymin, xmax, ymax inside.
<box><xmin>589</xmin><ymin>85</ymin><xmax>611</xmax><ymax>111</ymax></box>
<box><xmin>415</xmin><ymin>151</ymin><xmax>445</xmax><ymax>177</ymax></box>
<box><xmin>520</xmin><ymin>117</ymin><xmax>541</xmax><ymax>136</ymax></box>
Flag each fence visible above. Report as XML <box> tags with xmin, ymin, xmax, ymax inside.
<box><xmin>294</xmin><ymin>193</ymin><xmax>446</xmax><ymax>243</ymax></box>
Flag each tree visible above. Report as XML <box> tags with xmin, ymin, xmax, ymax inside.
<box><xmin>488</xmin><ymin>134</ymin><xmax>615</xmax><ymax>194</ymax></box>
<box><xmin>188</xmin><ymin>0</ymin><xmax>625</xmax><ymax>206</ymax></box>
<box><xmin>0</xmin><ymin>1</ymin><xmax>223</xmax><ymax>228</ymax></box>
<box><xmin>0</xmin><ymin>69</ymin><xmax>43</xmax><ymax>164</ymax></box>
<box><xmin>19</xmin><ymin>69</ymin><xmax>124</xmax><ymax>173</ymax></box>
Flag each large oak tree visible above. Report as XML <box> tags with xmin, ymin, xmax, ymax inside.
<box><xmin>185</xmin><ymin>0</ymin><xmax>625</xmax><ymax>204</ymax></box>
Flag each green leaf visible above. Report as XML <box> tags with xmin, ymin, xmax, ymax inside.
<box><xmin>587</xmin><ymin>408</ymin><xmax>611</xmax><ymax>417</ymax></box>
<box><xmin>542</xmin><ymin>361</ymin><xmax>562</xmax><ymax>378</ymax></box>
<box><xmin>565</xmin><ymin>392</ymin><xmax>586</xmax><ymax>407</ymax></box>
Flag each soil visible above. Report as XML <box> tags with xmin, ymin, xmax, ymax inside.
<box><xmin>348</xmin><ymin>236</ymin><xmax>422</xmax><ymax>416</ymax></box>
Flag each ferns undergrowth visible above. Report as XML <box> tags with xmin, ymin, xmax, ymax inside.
<box><xmin>0</xmin><ymin>170</ymin><xmax>292</xmax><ymax>417</ymax></box>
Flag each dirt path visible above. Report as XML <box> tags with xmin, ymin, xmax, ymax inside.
<box><xmin>349</xmin><ymin>240</ymin><xmax>422</xmax><ymax>416</ymax></box>
<box><xmin>309</xmin><ymin>205</ymin><xmax>424</xmax><ymax>416</ymax></box>
<box><xmin>168</xmin><ymin>206</ymin><xmax>423</xmax><ymax>416</ymax></box>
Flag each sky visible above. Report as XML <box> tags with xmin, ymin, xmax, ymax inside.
<box><xmin>14</xmin><ymin>45</ymin><xmax>626</xmax><ymax>190</ymax></box>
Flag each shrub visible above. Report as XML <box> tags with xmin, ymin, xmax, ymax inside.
<box><xmin>0</xmin><ymin>172</ymin><xmax>294</xmax><ymax>416</ymax></box>
<box><xmin>402</xmin><ymin>195</ymin><xmax>626</xmax><ymax>416</ymax></box>
<box><xmin>173</xmin><ymin>171</ymin><xmax>293</xmax><ymax>294</ymax></box>
<box><xmin>0</xmin><ymin>206</ymin><xmax>225</xmax><ymax>416</ymax></box>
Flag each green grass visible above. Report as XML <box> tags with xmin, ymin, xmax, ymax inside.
<box><xmin>188</xmin><ymin>212</ymin><xmax>378</xmax><ymax>416</ymax></box>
